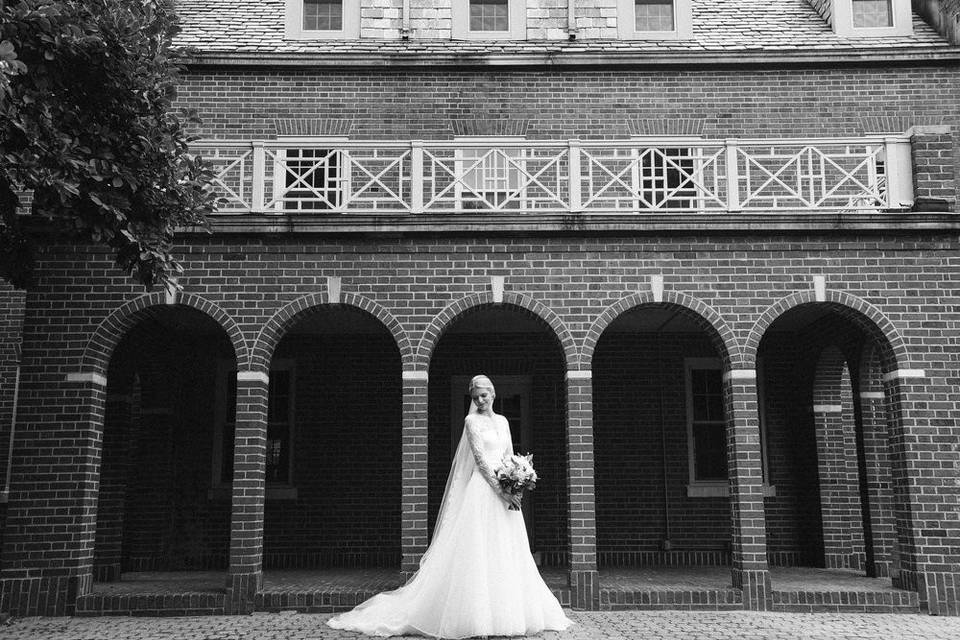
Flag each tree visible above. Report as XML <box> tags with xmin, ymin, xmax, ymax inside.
<box><xmin>0</xmin><ymin>0</ymin><xmax>215</xmax><ymax>290</ymax></box>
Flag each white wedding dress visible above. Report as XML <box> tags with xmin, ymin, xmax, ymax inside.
<box><xmin>327</xmin><ymin>411</ymin><xmax>572</xmax><ymax>638</ymax></box>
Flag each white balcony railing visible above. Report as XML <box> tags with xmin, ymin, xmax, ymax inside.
<box><xmin>193</xmin><ymin>136</ymin><xmax>914</xmax><ymax>216</ymax></box>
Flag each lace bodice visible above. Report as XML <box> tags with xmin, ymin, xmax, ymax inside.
<box><xmin>465</xmin><ymin>414</ymin><xmax>510</xmax><ymax>489</ymax></box>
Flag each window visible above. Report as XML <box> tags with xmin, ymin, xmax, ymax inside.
<box><xmin>471</xmin><ymin>0</ymin><xmax>510</xmax><ymax>31</ymax></box>
<box><xmin>834</xmin><ymin>0</ymin><xmax>911</xmax><ymax>36</ymax></box>
<box><xmin>635</xmin><ymin>0</ymin><xmax>675</xmax><ymax>31</ymax></box>
<box><xmin>617</xmin><ymin>0</ymin><xmax>692</xmax><ymax>39</ymax></box>
<box><xmin>852</xmin><ymin>0</ymin><xmax>892</xmax><ymax>27</ymax></box>
<box><xmin>213</xmin><ymin>361</ymin><xmax>296</xmax><ymax>488</ymax></box>
<box><xmin>455</xmin><ymin>138</ymin><xmax>526</xmax><ymax>211</ymax></box>
<box><xmin>452</xmin><ymin>0</ymin><xmax>526</xmax><ymax>39</ymax></box>
<box><xmin>685</xmin><ymin>359</ymin><xmax>727</xmax><ymax>485</ymax></box>
<box><xmin>303</xmin><ymin>0</ymin><xmax>342</xmax><ymax>31</ymax></box>
<box><xmin>285</xmin><ymin>0</ymin><xmax>359</xmax><ymax>39</ymax></box>
<box><xmin>272</xmin><ymin>141</ymin><xmax>350</xmax><ymax>212</ymax></box>
<box><xmin>638</xmin><ymin>147</ymin><xmax>699</xmax><ymax>210</ymax></box>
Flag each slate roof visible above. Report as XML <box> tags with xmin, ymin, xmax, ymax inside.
<box><xmin>173</xmin><ymin>0</ymin><xmax>951</xmax><ymax>58</ymax></box>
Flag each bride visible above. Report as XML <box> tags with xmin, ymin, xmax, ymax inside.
<box><xmin>327</xmin><ymin>374</ymin><xmax>573</xmax><ymax>638</ymax></box>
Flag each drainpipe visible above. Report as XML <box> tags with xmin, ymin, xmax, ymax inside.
<box><xmin>401</xmin><ymin>0</ymin><xmax>410</xmax><ymax>39</ymax></box>
<box><xmin>2</xmin><ymin>365</ymin><xmax>20</xmax><ymax>504</ymax></box>
<box><xmin>567</xmin><ymin>0</ymin><xmax>578</xmax><ymax>39</ymax></box>
<box><xmin>654</xmin><ymin>312</ymin><xmax>678</xmax><ymax>551</ymax></box>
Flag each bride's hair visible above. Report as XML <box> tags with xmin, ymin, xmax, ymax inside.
<box><xmin>468</xmin><ymin>375</ymin><xmax>495</xmax><ymax>415</ymax></box>
<box><xmin>468</xmin><ymin>374</ymin><xmax>495</xmax><ymax>396</ymax></box>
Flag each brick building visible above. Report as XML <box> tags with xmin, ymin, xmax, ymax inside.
<box><xmin>0</xmin><ymin>0</ymin><xmax>959</xmax><ymax>619</ymax></box>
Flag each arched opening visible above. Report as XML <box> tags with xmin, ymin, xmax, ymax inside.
<box><xmin>426</xmin><ymin>305</ymin><xmax>568</xmax><ymax>587</ymax></box>
<box><xmin>93</xmin><ymin>305</ymin><xmax>236</xmax><ymax>591</ymax></box>
<box><xmin>260</xmin><ymin>305</ymin><xmax>402</xmax><ymax>587</ymax></box>
<box><xmin>757</xmin><ymin>303</ymin><xmax>901</xmax><ymax>591</ymax></box>
<box><xmin>593</xmin><ymin>303</ymin><xmax>735</xmax><ymax>593</ymax></box>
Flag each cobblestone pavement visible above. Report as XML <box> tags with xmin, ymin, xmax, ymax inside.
<box><xmin>3</xmin><ymin>610</ymin><xmax>960</xmax><ymax>640</ymax></box>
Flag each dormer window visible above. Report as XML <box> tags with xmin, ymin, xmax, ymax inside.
<box><xmin>452</xmin><ymin>0</ymin><xmax>526</xmax><ymax>39</ymax></box>
<box><xmin>617</xmin><ymin>0</ymin><xmax>692</xmax><ymax>40</ymax></box>
<box><xmin>828</xmin><ymin>0</ymin><xmax>911</xmax><ymax>36</ymax></box>
<box><xmin>852</xmin><ymin>0</ymin><xmax>893</xmax><ymax>27</ymax></box>
<box><xmin>470</xmin><ymin>0</ymin><xmax>510</xmax><ymax>32</ymax></box>
<box><xmin>285</xmin><ymin>0</ymin><xmax>359</xmax><ymax>39</ymax></box>
<box><xmin>634</xmin><ymin>0</ymin><xmax>675</xmax><ymax>32</ymax></box>
<box><xmin>303</xmin><ymin>0</ymin><xmax>343</xmax><ymax>31</ymax></box>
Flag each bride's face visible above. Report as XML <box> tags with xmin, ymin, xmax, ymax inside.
<box><xmin>472</xmin><ymin>387</ymin><xmax>495</xmax><ymax>412</ymax></box>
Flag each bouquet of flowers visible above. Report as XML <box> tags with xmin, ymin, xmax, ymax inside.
<box><xmin>496</xmin><ymin>453</ymin><xmax>538</xmax><ymax>511</ymax></box>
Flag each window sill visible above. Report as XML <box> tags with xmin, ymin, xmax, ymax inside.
<box><xmin>207</xmin><ymin>485</ymin><xmax>299</xmax><ymax>501</ymax></box>
<box><xmin>686</xmin><ymin>483</ymin><xmax>777</xmax><ymax>498</ymax></box>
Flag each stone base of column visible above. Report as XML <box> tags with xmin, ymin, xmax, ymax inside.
<box><xmin>569</xmin><ymin>569</ymin><xmax>599</xmax><ymax>610</ymax></box>
<box><xmin>0</xmin><ymin>573</ymin><xmax>90</xmax><ymax>616</ymax></box>
<box><xmin>731</xmin><ymin>568</ymin><xmax>771</xmax><ymax>611</ymax></box>
<box><xmin>93</xmin><ymin>563</ymin><xmax>121</xmax><ymax>583</ymax></box>
<box><xmin>401</xmin><ymin>549</ymin><xmax>424</xmax><ymax>578</ymax></box>
<box><xmin>895</xmin><ymin>569</ymin><xmax>960</xmax><ymax>616</ymax></box>
<box><xmin>226</xmin><ymin>571</ymin><xmax>262</xmax><ymax>614</ymax></box>
<box><xmin>824</xmin><ymin>552</ymin><xmax>863</xmax><ymax>570</ymax></box>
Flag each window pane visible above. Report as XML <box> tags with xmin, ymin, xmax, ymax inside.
<box><xmin>461</xmin><ymin>147</ymin><xmax>523</xmax><ymax>210</ymax></box>
<box><xmin>852</xmin><ymin>0</ymin><xmax>892</xmax><ymax>28</ymax></box>
<box><xmin>635</xmin><ymin>0</ymin><xmax>675</xmax><ymax>32</ymax></box>
<box><xmin>470</xmin><ymin>0</ymin><xmax>510</xmax><ymax>32</ymax></box>
<box><xmin>284</xmin><ymin>148</ymin><xmax>343</xmax><ymax>211</ymax></box>
<box><xmin>303</xmin><ymin>0</ymin><xmax>343</xmax><ymax>31</ymax></box>
<box><xmin>268</xmin><ymin>369</ymin><xmax>290</xmax><ymax>423</ymax></box>
<box><xmin>691</xmin><ymin>368</ymin><xmax>724</xmax><ymax>421</ymax></box>
<box><xmin>693</xmin><ymin>422</ymin><xmax>727</xmax><ymax>481</ymax></box>
<box><xmin>641</xmin><ymin>147</ymin><xmax>696</xmax><ymax>209</ymax></box>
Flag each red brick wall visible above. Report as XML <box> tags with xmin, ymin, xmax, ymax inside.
<box><xmin>0</xmin><ymin>282</ymin><xmax>25</xmax><ymax>553</ymax></box>
<box><xmin>175</xmin><ymin>66</ymin><xmax>960</xmax><ymax>204</ymax></box>
<box><xmin>594</xmin><ymin>333</ymin><xmax>729</xmax><ymax>564</ymax></box>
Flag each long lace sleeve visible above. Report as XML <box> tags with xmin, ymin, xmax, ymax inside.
<box><xmin>464</xmin><ymin>417</ymin><xmax>502</xmax><ymax>492</ymax></box>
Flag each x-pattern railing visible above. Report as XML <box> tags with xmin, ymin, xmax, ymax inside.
<box><xmin>193</xmin><ymin>137</ymin><xmax>911</xmax><ymax>215</ymax></box>
<box><xmin>738</xmin><ymin>144</ymin><xmax>886</xmax><ymax>209</ymax></box>
<box><xmin>422</xmin><ymin>145</ymin><xmax>568</xmax><ymax>212</ymax></box>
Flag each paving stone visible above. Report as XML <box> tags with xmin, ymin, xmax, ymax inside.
<box><xmin>4</xmin><ymin>611</ymin><xmax>960</xmax><ymax>640</ymax></box>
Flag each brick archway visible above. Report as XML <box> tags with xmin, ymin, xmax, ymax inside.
<box><xmin>581</xmin><ymin>291</ymin><xmax>741</xmax><ymax>371</ymax></box>
<box><xmin>744</xmin><ymin>290</ymin><xmax>910</xmax><ymax>374</ymax></box>
<box><xmin>81</xmin><ymin>292</ymin><xmax>249</xmax><ymax>374</ymax></box>
<box><xmin>414</xmin><ymin>291</ymin><xmax>578</xmax><ymax>370</ymax></box>
<box><xmin>252</xmin><ymin>292</ymin><xmax>413</xmax><ymax>372</ymax></box>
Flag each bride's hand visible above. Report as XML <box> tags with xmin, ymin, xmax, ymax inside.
<box><xmin>502</xmin><ymin>492</ymin><xmax>522</xmax><ymax>510</ymax></box>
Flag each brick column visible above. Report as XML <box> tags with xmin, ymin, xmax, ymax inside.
<box><xmin>566</xmin><ymin>370</ymin><xmax>598</xmax><ymax>610</ymax></box>
<box><xmin>226</xmin><ymin>370</ymin><xmax>269</xmax><ymax>614</ymax></box>
<box><xmin>401</xmin><ymin>371</ymin><xmax>429</xmax><ymax>578</ymax></box>
<box><xmin>0</xmin><ymin>369</ymin><xmax>103</xmax><ymax>616</ymax></box>
<box><xmin>811</xmin><ymin>403</ymin><xmax>865</xmax><ymax>570</ymax></box>
<box><xmin>723</xmin><ymin>369</ymin><xmax>771</xmax><ymax>611</ymax></box>
<box><xmin>883</xmin><ymin>370</ymin><xmax>960</xmax><ymax>616</ymax></box>
<box><xmin>909</xmin><ymin>125</ymin><xmax>956</xmax><ymax>212</ymax></box>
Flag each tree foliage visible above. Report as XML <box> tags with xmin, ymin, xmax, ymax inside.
<box><xmin>0</xmin><ymin>0</ymin><xmax>214</xmax><ymax>290</ymax></box>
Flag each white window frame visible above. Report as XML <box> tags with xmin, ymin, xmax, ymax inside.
<box><xmin>617</xmin><ymin>0</ymin><xmax>693</xmax><ymax>40</ymax></box>
<box><xmin>452</xmin><ymin>0</ymin><xmax>526</xmax><ymax>40</ymax></box>
<box><xmin>210</xmin><ymin>360</ymin><xmax>298</xmax><ymax>501</ymax></box>
<box><xmin>272</xmin><ymin>137</ymin><xmax>351</xmax><ymax>213</ymax></box>
<box><xmin>628</xmin><ymin>136</ymin><xmax>705</xmax><ymax>212</ymax></box>
<box><xmin>833</xmin><ymin>0</ymin><xmax>912</xmax><ymax>37</ymax></box>
<box><xmin>285</xmin><ymin>0</ymin><xmax>360</xmax><ymax>40</ymax></box>
<box><xmin>685</xmin><ymin>359</ymin><xmax>776</xmax><ymax>498</ymax></box>
<box><xmin>684</xmin><ymin>358</ymin><xmax>727</xmax><ymax>493</ymax></box>
<box><xmin>453</xmin><ymin>136</ymin><xmax>528</xmax><ymax>211</ymax></box>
